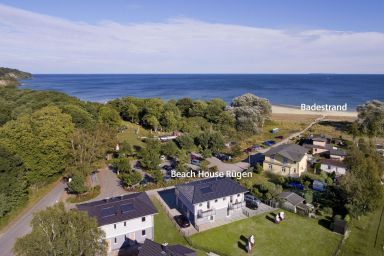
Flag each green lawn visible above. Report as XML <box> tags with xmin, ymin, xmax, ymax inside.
<box><xmin>340</xmin><ymin>203</ymin><xmax>384</xmax><ymax>256</ymax></box>
<box><xmin>117</xmin><ymin>122</ymin><xmax>150</xmax><ymax>148</ymax></box>
<box><xmin>189</xmin><ymin>211</ymin><xmax>342</xmax><ymax>256</ymax></box>
<box><xmin>150</xmin><ymin>197</ymin><xmax>206</xmax><ymax>256</ymax></box>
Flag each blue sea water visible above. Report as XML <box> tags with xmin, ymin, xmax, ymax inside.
<box><xmin>20</xmin><ymin>74</ymin><xmax>384</xmax><ymax>110</ymax></box>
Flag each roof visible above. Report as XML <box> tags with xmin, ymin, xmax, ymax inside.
<box><xmin>138</xmin><ymin>239</ymin><xmax>196</xmax><ymax>256</ymax></box>
<box><xmin>265</xmin><ymin>144</ymin><xmax>308</xmax><ymax>162</ymax></box>
<box><xmin>77</xmin><ymin>192</ymin><xmax>157</xmax><ymax>226</ymax></box>
<box><xmin>329</xmin><ymin>148</ymin><xmax>348</xmax><ymax>156</ymax></box>
<box><xmin>312</xmin><ymin>137</ymin><xmax>327</xmax><ymax>142</ymax></box>
<box><xmin>176</xmin><ymin>177</ymin><xmax>248</xmax><ymax>204</ymax></box>
<box><xmin>320</xmin><ymin>159</ymin><xmax>347</xmax><ymax>168</ymax></box>
<box><xmin>302</xmin><ymin>143</ymin><xmax>326</xmax><ymax>150</ymax></box>
<box><xmin>278</xmin><ymin>192</ymin><xmax>305</xmax><ymax>206</ymax></box>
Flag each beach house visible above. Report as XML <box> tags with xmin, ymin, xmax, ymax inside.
<box><xmin>263</xmin><ymin>144</ymin><xmax>309</xmax><ymax>177</ymax></box>
<box><xmin>175</xmin><ymin>177</ymin><xmax>248</xmax><ymax>228</ymax></box>
<box><xmin>77</xmin><ymin>192</ymin><xmax>157</xmax><ymax>252</ymax></box>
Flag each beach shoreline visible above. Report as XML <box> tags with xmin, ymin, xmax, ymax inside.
<box><xmin>271</xmin><ymin>105</ymin><xmax>357</xmax><ymax>118</ymax></box>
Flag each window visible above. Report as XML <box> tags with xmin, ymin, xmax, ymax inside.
<box><xmin>142</xmin><ymin>217</ymin><xmax>146</xmax><ymax>222</ymax></box>
<box><xmin>268</xmin><ymin>164</ymin><xmax>272</xmax><ymax>170</ymax></box>
<box><xmin>209</xmin><ymin>216</ymin><xmax>214</xmax><ymax>221</ymax></box>
<box><xmin>142</xmin><ymin>230</ymin><xmax>146</xmax><ymax>236</ymax></box>
<box><xmin>283</xmin><ymin>157</ymin><xmax>288</xmax><ymax>164</ymax></box>
<box><xmin>207</xmin><ymin>201</ymin><xmax>210</xmax><ymax>209</ymax></box>
<box><xmin>328</xmin><ymin>165</ymin><xmax>331</xmax><ymax>169</ymax></box>
<box><xmin>114</xmin><ymin>237</ymin><xmax>117</xmax><ymax>244</ymax></box>
<box><xmin>223</xmin><ymin>197</ymin><xmax>226</xmax><ymax>201</ymax></box>
<box><xmin>237</xmin><ymin>194</ymin><xmax>240</xmax><ymax>197</ymax></box>
<box><xmin>114</xmin><ymin>224</ymin><xmax>116</xmax><ymax>229</ymax></box>
<box><xmin>199</xmin><ymin>203</ymin><xmax>202</xmax><ymax>207</ymax></box>
<box><xmin>282</xmin><ymin>167</ymin><xmax>285</xmax><ymax>173</ymax></box>
<box><xmin>215</xmin><ymin>199</ymin><xmax>218</xmax><ymax>203</ymax></box>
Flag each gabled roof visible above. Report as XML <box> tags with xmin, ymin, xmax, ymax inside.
<box><xmin>329</xmin><ymin>148</ymin><xmax>348</xmax><ymax>156</ymax></box>
<box><xmin>278</xmin><ymin>192</ymin><xmax>305</xmax><ymax>206</ymax></box>
<box><xmin>77</xmin><ymin>192</ymin><xmax>157</xmax><ymax>226</ymax></box>
<box><xmin>320</xmin><ymin>159</ymin><xmax>347</xmax><ymax>168</ymax></box>
<box><xmin>138</xmin><ymin>239</ymin><xmax>196</xmax><ymax>256</ymax></box>
<box><xmin>176</xmin><ymin>177</ymin><xmax>248</xmax><ymax>204</ymax></box>
<box><xmin>265</xmin><ymin>144</ymin><xmax>308</xmax><ymax>162</ymax></box>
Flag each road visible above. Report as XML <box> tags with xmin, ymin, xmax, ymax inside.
<box><xmin>0</xmin><ymin>181</ymin><xmax>65</xmax><ymax>256</ymax></box>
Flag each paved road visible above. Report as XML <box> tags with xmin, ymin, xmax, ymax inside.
<box><xmin>0</xmin><ymin>182</ymin><xmax>65</xmax><ymax>256</ymax></box>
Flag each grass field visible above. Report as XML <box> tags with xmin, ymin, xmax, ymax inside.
<box><xmin>340</xmin><ymin>203</ymin><xmax>384</xmax><ymax>256</ymax></box>
<box><xmin>150</xmin><ymin>197</ymin><xmax>206</xmax><ymax>256</ymax></box>
<box><xmin>189</xmin><ymin>210</ymin><xmax>342</xmax><ymax>256</ymax></box>
<box><xmin>117</xmin><ymin>122</ymin><xmax>150</xmax><ymax>149</ymax></box>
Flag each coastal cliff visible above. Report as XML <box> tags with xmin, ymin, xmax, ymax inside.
<box><xmin>0</xmin><ymin>67</ymin><xmax>32</xmax><ymax>87</ymax></box>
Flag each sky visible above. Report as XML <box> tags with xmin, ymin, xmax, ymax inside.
<box><xmin>0</xmin><ymin>0</ymin><xmax>383</xmax><ymax>73</ymax></box>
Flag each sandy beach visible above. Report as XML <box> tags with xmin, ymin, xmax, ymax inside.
<box><xmin>272</xmin><ymin>105</ymin><xmax>357</xmax><ymax>118</ymax></box>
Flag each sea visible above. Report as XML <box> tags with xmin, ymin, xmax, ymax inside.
<box><xmin>19</xmin><ymin>74</ymin><xmax>384</xmax><ymax>110</ymax></box>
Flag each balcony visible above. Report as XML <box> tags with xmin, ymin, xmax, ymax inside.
<box><xmin>197</xmin><ymin>209</ymin><xmax>216</xmax><ymax>218</ymax></box>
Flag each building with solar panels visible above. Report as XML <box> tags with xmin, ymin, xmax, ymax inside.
<box><xmin>77</xmin><ymin>192</ymin><xmax>157</xmax><ymax>252</ymax></box>
<box><xmin>175</xmin><ymin>177</ymin><xmax>248</xmax><ymax>228</ymax></box>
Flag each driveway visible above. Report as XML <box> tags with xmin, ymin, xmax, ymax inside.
<box><xmin>0</xmin><ymin>181</ymin><xmax>66</xmax><ymax>256</ymax></box>
<box><xmin>207</xmin><ymin>157</ymin><xmax>250</xmax><ymax>174</ymax></box>
<box><xmin>94</xmin><ymin>167</ymin><xmax>127</xmax><ymax>201</ymax></box>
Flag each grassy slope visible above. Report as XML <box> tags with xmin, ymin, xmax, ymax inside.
<box><xmin>189</xmin><ymin>211</ymin><xmax>342</xmax><ymax>256</ymax></box>
<box><xmin>340</xmin><ymin>203</ymin><xmax>384</xmax><ymax>256</ymax></box>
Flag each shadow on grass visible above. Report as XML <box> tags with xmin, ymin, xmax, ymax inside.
<box><xmin>238</xmin><ymin>235</ymin><xmax>248</xmax><ymax>252</ymax></box>
<box><xmin>318</xmin><ymin>217</ymin><xmax>333</xmax><ymax>231</ymax></box>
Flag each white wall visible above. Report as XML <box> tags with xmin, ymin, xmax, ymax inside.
<box><xmin>100</xmin><ymin>214</ymin><xmax>154</xmax><ymax>239</ymax></box>
<box><xmin>320</xmin><ymin>163</ymin><xmax>346</xmax><ymax>176</ymax></box>
<box><xmin>193</xmin><ymin>193</ymin><xmax>245</xmax><ymax>215</ymax></box>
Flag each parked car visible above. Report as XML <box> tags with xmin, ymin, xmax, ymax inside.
<box><xmin>163</xmin><ymin>175</ymin><xmax>171</xmax><ymax>182</ymax></box>
<box><xmin>271</xmin><ymin>128</ymin><xmax>280</xmax><ymax>133</ymax></box>
<box><xmin>191</xmin><ymin>159</ymin><xmax>200</xmax><ymax>165</ymax></box>
<box><xmin>251</xmin><ymin>144</ymin><xmax>261</xmax><ymax>150</ymax></box>
<box><xmin>275</xmin><ymin>136</ymin><xmax>284</xmax><ymax>140</ymax></box>
<box><xmin>215</xmin><ymin>152</ymin><xmax>232</xmax><ymax>161</ymax></box>
<box><xmin>174</xmin><ymin>215</ymin><xmax>190</xmax><ymax>228</ymax></box>
<box><xmin>263</xmin><ymin>140</ymin><xmax>276</xmax><ymax>147</ymax></box>
<box><xmin>163</xmin><ymin>165</ymin><xmax>173</xmax><ymax>171</ymax></box>
<box><xmin>244</xmin><ymin>148</ymin><xmax>252</xmax><ymax>153</ymax></box>
<box><xmin>244</xmin><ymin>193</ymin><xmax>261</xmax><ymax>208</ymax></box>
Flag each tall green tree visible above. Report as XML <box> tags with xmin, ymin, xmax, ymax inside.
<box><xmin>13</xmin><ymin>203</ymin><xmax>107</xmax><ymax>256</ymax></box>
<box><xmin>140</xmin><ymin>140</ymin><xmax>161</xmax><ymax>170</ymax></box>
<box><xmin>340</xmin><ymin>145</ymin><xmax>384</xmax><ymax>217</ymax></box>
<box><xmin>0</xmin><ymin>144</ymin><xmax>28</xmax><ymax>217</ymax></box>
<box><xmin>356</xmin><ymin>100</ymin><xmax>384</xmax><ymax>137</ymax></box>
<box><xmin>98</xmin><ymin>106</ymin><xmax>121</xmax><ymax>128</ymax></box>
<box><xmin>0</xmin><ymin>106</ymin><xmax>74</xmax><ymax>184</ymax></box>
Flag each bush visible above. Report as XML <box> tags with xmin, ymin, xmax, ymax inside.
<box><xmin>254</xmin><ymin>163</ymin><xmax>263</xmax><ymax>174</ymax></box>
<box><xmin>304</xmin><ymin>190</ymin><xmax>313</xmax><ymax>204</ymax></box>
<box><xmin>344</xmin><ymin>214</ymin><xmax>351</xmax><ymax>223</ymax></box>
<box><xmin>67</xmin><ymin>175</ymin><xmax>87</xmax><ymax>194</ymax></box>
<box><xmin>322</xmin><ymin>207</ymin><xmax>333</xmax><ymax>216</ymax></box>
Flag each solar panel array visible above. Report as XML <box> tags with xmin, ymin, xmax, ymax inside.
<box><xmin>101</xmin><ymin>207</ymin><xmax>116</xmax><ymax>218</ymax></box>
<box><xmin>200</xmin><ymin>186</ymin><xmax>213</xmax><ymax>194</ymax></box>
<box><xmin>121</xmin><ymin>203</ymin><xmax>134</xmax><ymax>214</ymax></box>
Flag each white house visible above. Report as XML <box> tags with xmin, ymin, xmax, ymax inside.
<box><xmin>320</xmin><ymin>159</ymin><xmax>347</xmax><ymax>176</ymax></box>
<box><xmin>77</xmin><ymin>192</ymin><xmax>157</xmax><ymax>251</ymax></box>
<box><xmin>175</xmin><ymin>177</ymin><xmax>248</xmax><ymax>228</ymax></box>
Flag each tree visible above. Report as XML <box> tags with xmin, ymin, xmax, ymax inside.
<box><xmin>13</xmin><ymin>203</ymin><xmax>107</xmax><ymax>256</ymax></box>
<box><xmin>161</xmin><ymin>141</ymin><xmax>180</xmax><ymax>158</ymax></box>
<box><xmin>125</xmin><ymin>104</ymin><xmax>139</xmax><ymax>122</ymax></box>
<box><xmin>112</xmin><ymin>157</ymin><xmax>131</xmax><ymax>174</ymax></box>
<box><xmin>67</xmin><ymin>175</ymin><xmax>87</xmax><ymax>194</ymax></box>
<box><xmin>304</xmin><ymin>190</ymin><xmax>313</xmax><ymax>204</ymax></box>
<box><xmin>140</xmin><ymin>140</ymin><xmax>161</xmax><ymax>170</ymax></box>
<box><xmin>230</xmin><ymin>93</ymin><xmax>271</xmax><ymax>134</ymax></box>
<box><xmin>98</xmin><ymin>106</ymin><xmax>121</xmax><ymax>128</ymax></box>
<box><xmin>150</xmin><ymin>169</ymin><xmax>163</xmax><ymax>184</ymax></box>
<box><xmin>161</xmin><ymin>111</ymin><xmax>178</xmax><ymax>131</ymax></box>
<box><xmin>143</xmin><ymin>115</ymin><xmax>160</xmax><ymax>132</ymax></box>
<box><xmin>0</xmin><ymin>106</ymin><xmax>75</xmax><ymax>184</ymax></box>
<box><xmin>0</xmin><ymin>144</ymin><xmax>28</xmax><ymax>217</ymax></box>
<box><xmin>69</xmin><ymin>124</ymin><xmax>116</xmax><ymax>175</ymax></box>
<box><xmin>176</xmin><ymin>134</ymin><xmax>195</xmax><ymax>151</ymax></box>
<box><xmin>120</xmin><ymin>171</ymin><xmax>142</xmax><ymax>187</ymax></box>
<box><xmin>340</xmin><ymin>145</ymin><xmax>384</xmax><ymax>217</ymax></box>
<box><xmin>356</xmin><ymin>100</ymin><xmax>384</xmax><ymax>137</ymax></box>
<box><xmin>176</xmin><ymin>98</ymin><xmax>194</xmax><ymax>117</ymax></box>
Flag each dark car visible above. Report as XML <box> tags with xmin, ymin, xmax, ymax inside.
<box><xmin>245</xmin><ymin>193</ymin><xmax>261</xmax><ymax>209</ymax></box>
<box><xmin>275</xmin><ymin>135</ymin><xmax>284</xmax><ymax>140</ymax></box>
<box><xmin>174</xmin><ymin>215</ymin><xmax>190</xmax><ymax>228</ymax></box>
<box><xmin>263</xmin><ymin>140</ymin><xmax>276</xmax><ymax>147</ymax></box>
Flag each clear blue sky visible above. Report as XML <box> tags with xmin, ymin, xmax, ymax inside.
<box><xmin>1</xmin><ymin>0</ymin><xmax>383</xmax><ymax>32</ymax></box>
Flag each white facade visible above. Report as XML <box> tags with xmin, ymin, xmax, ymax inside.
<box><xmin>176</xmin><ymin>191</ymin><xmax>246</xmax><ymax>226</ymax></box>
<box><xmin>101</xmin><ymin>214</ymin><xmax>155</xmax><ymax>251</ymax></box>
<box><xmin>320</xmin><ymin>163</ymin><xmax>346</xmax><ymax>176</ymax></box>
